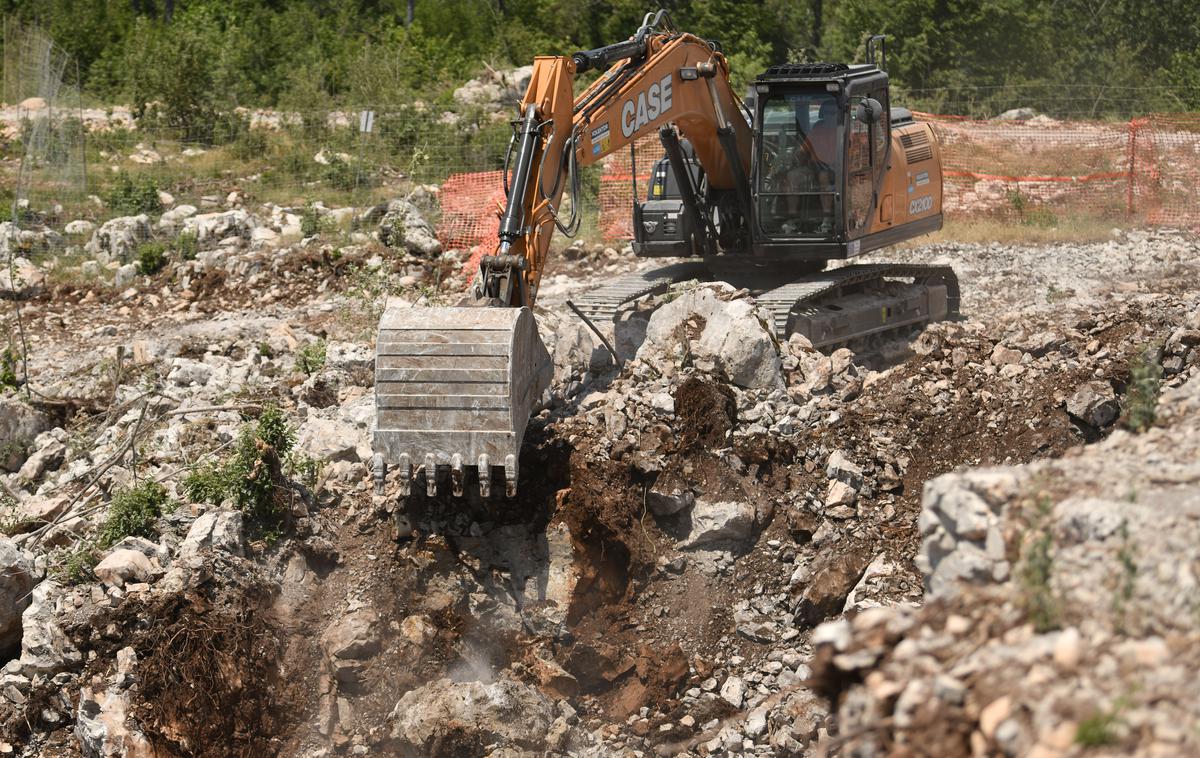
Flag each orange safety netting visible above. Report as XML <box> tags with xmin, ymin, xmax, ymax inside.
<box><xmin>921</xmin><ymin>112</ymin><xmax>1136</xmax><ymax>220</ymax></box>
<box><xmin>435</xmin><ymin>114</ymin><xmax>1200</xmax><ymax>257</ymax></box>
<box><xmin>1136</xmin><ymin>114</ymin><xmax>1200</xmax><ymax>228</ymax></box>
<box><xmin>436</xmin><ymin>170</ymin><xmax>504</xmax><ymax>281</ymax></box>
<box><xmin>596</xmin><ymin>134</ymin><xmax>661</xmax><ymax>240</ymax></box>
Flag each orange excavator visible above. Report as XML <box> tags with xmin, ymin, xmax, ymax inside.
<box><xmin>373</xmin><ymin>10</ymin><xmax>957</xmax><ymax>500</ymax></box>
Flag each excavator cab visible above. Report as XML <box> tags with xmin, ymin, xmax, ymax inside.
<box><xmin>633</xmin><ymin>54</ymin><xmax>940</xmax><ymax>267</ymax></box>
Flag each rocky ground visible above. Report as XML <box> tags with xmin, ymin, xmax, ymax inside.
<box><xmin>0</xmin><ymin>191</ymin><xmax>1197</xmax><ymax>757</ymax></box>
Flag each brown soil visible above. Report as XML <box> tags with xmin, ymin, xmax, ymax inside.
<box><xmin>674</xmin><ymin>377</ymin><xmax>737</xmax><ymax>450</ymax></box>
<box><xmin>67</xmin><ymin>576</ymin><xmax>290</xmax><ymax>757</ymax></box>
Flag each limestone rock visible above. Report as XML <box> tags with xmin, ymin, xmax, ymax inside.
<box><xmin>93</xmin><ymin>549</ymin><xmax>154</xmax><ymax>588</ymax></box>
<box><xmin>389</xmin><ymin>676</ymin><xmax>560</xmax><ymax>753</ymax></box>
<box><xmin>0</xmin><ymin>537</ymin><xmax>36</xmax><ymax>652</ymax></box>
<box><xmin>377</xmin><ymin>199</ymin><xmax>442</xmax><ymax>257</ymax></box>
<box><xmin>85</xmin><ymin>215</ymin><xmax>151</xmax><ymax>262</ymax></box>
<box><xmin>1065</xmin><ymin>380</ymin><xmax>1119</xmax><ymax>428</ymax></box>
<box><xmin>680</xmin><ymin>498</ymin><xmax>757</xmax><ymax>548</ymax></box>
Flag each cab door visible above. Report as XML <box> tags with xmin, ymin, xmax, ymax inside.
<box><xmin>844</xmin><ymin>77</ymin><xmax>889</xmax><ymax>240</ymax></box>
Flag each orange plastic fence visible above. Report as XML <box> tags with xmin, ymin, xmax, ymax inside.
<box><xmin>436</xmin><ymin>114</ymin><xmax>1200</xmax><ymax>254</ymax></box>
<box><xmin>436</xmin><ymin>170</ymin><xmax>504</xmax><ymax>280</ymax></box>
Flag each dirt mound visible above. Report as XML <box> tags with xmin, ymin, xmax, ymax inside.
<box><xmin>674</xmin><ymin>377</ymin><xmax>737</xmax><ymax>449</ymax></box>
<box><xmin>72</xmin><ymin>580</ymin><xmax>287</xmax><ymax>757</ymax></box>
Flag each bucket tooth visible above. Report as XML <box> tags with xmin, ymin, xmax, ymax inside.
<box><xmin>504</xmin><ymin>454</ymin><xmax>518</xmax><ymax>498</ymax></box>
<box><xmin>372</xmin><ymin>306</ymin><xmax>551</xmax><ymax>502</ymax></box>
<box><xmin>398</xmin><ymin>453</ymin><xmax>412</xmax><ymax>497</ymax></box>
<box><xmin>371</xmin><ymin>453</ymin><xmax>387</xmax><ymax>495</ymax></box>
<box><xmin>425</xmin><ymin>453</ymin><xmax>437</xmax><ymax>498</ymax></box>
<box><xmin>451</xmin><ymin>454</ymin><xmax>464</xmax><ymax>497</ymax></box>
<box><xmin>478</xmin><ymin>454</ymin><xmax>491</xmax><ymax>498</ymax></box>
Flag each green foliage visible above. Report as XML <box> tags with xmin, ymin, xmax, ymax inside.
<box><xmin>96</xmin><ymin>480</ymin><xmax>173</xmax><ymax>550</ymax></box>
<box><xmin>295</xmin><ymin>340</ymin><xmax>327</xmax><ymax>376</ymax></box>
<box><xmin>0</xmin><ymin>491</ymin><xmax>32</xmax><ymax>537</ymax></box>
<box><xmin>136</xmin><ymin>241</ymin><xmax>168</xmax><ymax>275</ymax></box>
<box><xmin>105</xmin><ymin>172</ymin><xmax>162</xmax><ymax>216</ymax></box>
<box><xmin>182</xmin><ymin>405</ymin><xmax>310</xmax><ymax>541</ymax></box>
<box><xmin>177</xmin><ymin>230</ymin><xmax>199</xmax><ymax>261</ymax></box>
<box><xmin>54</xmin><ymin>546</ymin><xmax>101</xmax><ymax>586</ymax></box>
<box><xmin>1111</xmin><ymin>520</ymin><xmax>1138</xmax><ymax>628</ymax></box>
<box><xmin>0</xmin><ymin>348</ymin><xmax>18</xmax><ymax>391</ymax></box>
<box><xmin>1123</xmin><ymin>347</ymin><xmax>1163</xmax><ymax>432</ymax></box>
<box><xmin>300</xmin><ymin>203</ymin><xmax>332</xmax><ymax>238</ymax></box>
<box><xmin>1017</xmin><ymin>498</ymin><xmax>1060</xmax><ymax>632</ymax></box>
<box><xmin>6</xmin><ymin>0</ymin><xmax>1199</xmax><ymax>128</ymax></box>
<box><xmin>1075</xmin><ymin>708</ymin><xmax>1121</xmax><ymax>747</ymax></box>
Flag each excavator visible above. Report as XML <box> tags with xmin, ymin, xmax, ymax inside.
<box><xmin>372</xmin><ymin>10</ymin><xmax>957</xmax><ymax>501</ymax></box>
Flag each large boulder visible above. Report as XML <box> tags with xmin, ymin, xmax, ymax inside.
<box><xmin>680</xmin><ymin>498</ymin><xmax>758</xmax><ymax>548</ymax></box>
<box><xmin>389</xmin><ymin>676</ymin><xmax>563</xmax><ymax>753</ymax></box>
<box><xmin>0</xmin><ymin>396</ymin><xmax>53</xmax><ymax>471</ymax></box>
<box><xmin>376</xmin><ymin>199</ymin><xmax>441</xmax><ymax>257</ymax></box>
<box><xmin>17</xmin><ymin>581</ymin><xmax>82</xmax><ymax>676</ymax></box>
<box><xmin>0</xmin><ymin>537</ymin><xmax>36</xmax><ymax>653</ymax></box>
<box><xmin>639</xmin><ymin>285</ymin><xmax>783</xmax><ymax>389</ymax></box>
<box><xmin>85</xmin><ymin>215</ymin><xmax>151</xmax><ymax>263</ymax></box>
<box><xmin>181</xmin><ymin>209</ymin><xmax>256</xmax><ymax>246</ymax></box>
<box><xmin>0</xmin><ymin>255</ymin><xmax>45</xmax><ymax>298</ymax></box>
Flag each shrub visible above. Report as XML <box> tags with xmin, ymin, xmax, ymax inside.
<box><xmin>177</xmin><ymin>230</ymin><xmax>199</xmax><ymax>261</ymax></box>
<box><xmin>0</xmin><ymin>491</ymin><xmax>32</xmax><ymax>536</ymax></box>
<box><xmin>300</xmin><ymin>203</ymin><xmax>325</xmax><ymax>238</ymax></box>
<box><xmin>321</xmin><ymin>155</ymin><xmax>361</xmax><ymax>191</ymax></box>
<box><xmin>136</xmin><ymin>241</ymin><xmax>168</xmax><ymax>275</ymax></box>
<box><xmin>54</xmin><ymin>546</ymin><xmax>100</xmax><ymax>585</ymax></box>
<box><xmin>1017</xmin><ymin>498</ymin><xmax>1060</xmax><ymax>632</ymax></box>
<box><xmin>1075</xmin><ymin>710</ymin><xmax>1120</xmax><ymax>747</ymax></box>
<box><xmin>0</xmin><ymin>347</ymin><xmax>18</xmax><ymax>390</ymax></box>
<box><xmin>97</xmin><ymin>480</ymin><xmax>174</xmax><ymax>549</ymax></box>
<box><xmin>295</xmin><ymin>340</ymin><xmax>327</xmax><ymax>375</ymax></box>
<box><xmin>106</xmin><ymin>171</ymin><xmax>162</xmax><ymax>216</ymax></box>
<box><xmin>182</xmin><ymin>405</ymin><xmax>312</xmax><ymax>542</ymax></box>
<box><xmin>1123</xmin><ymin>347</ymin><xmax>1163</xmax><ymax>432</ymax></box>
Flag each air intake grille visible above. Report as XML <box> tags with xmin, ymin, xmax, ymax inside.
<box><xmin>759</xmin><ymin>62</ymin><xmax>849</xmax><ymax>79</ymax></box>
<box><xmin>900</xmin><ymin>131</ymin><xmax>933</xmax><ymax>163</ymax></box>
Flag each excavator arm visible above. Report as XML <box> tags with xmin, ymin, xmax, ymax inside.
<box><xmin>474</xmin><ymin>11</ymin><xmax>753</xmax><ymax>309</ymax></box>
<box><xmin>373</xmin><ymin>11</ymin><xmax>752</xmax><ymax>501</ymax></box>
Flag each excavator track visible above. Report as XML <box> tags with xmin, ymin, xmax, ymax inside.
<box><xmin>755</xmin><ymin>263</ymin><xmax>960</xmax><ymax>346</ymax></box>
<box><xmin>572</xmin><ymin>260</ymin><xmax>959</xmax><ymax>348</ymax></box>
<box><xmin>571</xmin><ymin>260</ymin><xmax>712</xmax><ymax>323</ymax></box>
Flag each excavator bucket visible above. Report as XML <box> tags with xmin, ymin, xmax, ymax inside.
<box><xmin>371</xmin><ymin>306</ymin><xmax>551</xmax><ymax>499</ymax></box>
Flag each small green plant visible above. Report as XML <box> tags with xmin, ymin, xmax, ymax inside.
<box><xmin>0</xmin><ymin>347</ymin><xmax>18</xmax><ymax>390</ymax></box>
<box><xmin>295</xmin><ymin>340</ymin><xmax>327</xmax><ymax>375</ymax></box>
<box><xmin>96</xmin><ymin>480</ymin><xmax>174</xmax><ymax>549</ymax></box>
<box><xmin>1111</xmin><ymin>520</ymin><xmax>1138</xmax><ymax>628</ymax></box>
<box><xmin>182</xmin><ymin>405</ymin><xmax>311</xmax><ymax>542</ymax></box>
<box><xmin>257</xmin><ymin>341</ymin><xmax>274</xmax><ymax>358</ymax></box>
<box><xmin>136</xmin><ymin>241</ymin><xmax>168</xmax><ymax>275</ymax></box>
<box><xmin>1046</xmin><ymin>284</ymin><xmax>1073</xmax><ymax>303</ymax></box>
<box><xmin>1075</xmin><ymin>706</ymin><xmax>1123</xmax><ymax>747</ymax></box>
<box><xmin>105</xmin><ymin>171</ymin><xmax>162</xmax><ymax>216</ymax></box>
<box><xmin>322</xmin><ymin>155</ymin><xmax>355</xmax><ymax>191</ymax></box>
<box><xmin>300</xmin><ymin>203</ymin><xmax>325</xmax><ymax>238</ymax></box>
<box><xmin>0</xmin><ymin>491</ymin><xmax>32</xmax><ymax>537</ymax></box>
<box><xmin>54</xmin><ymin>546</ymin><xmax>100</xmax><ymax>585</ymax></box>
<box><xmin>1123</xmin><ymin>346</ymin><xmax>1163</xmax><ymax>432</ymax></box>
<box><xmin>177</xmin><ymin>230</ymin><xmax>199</xmax><ymax>261</ymax></box>
<box><xmin>1017</xmin><ymin>497</ymin><xmax>1060</xmax><ymax>632</ymax></box>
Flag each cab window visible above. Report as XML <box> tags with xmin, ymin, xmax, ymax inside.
<box><xmin>756</xmin><ymin>91</ymin><xmax>839</xmax><ymax>238</ymax></box>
